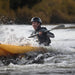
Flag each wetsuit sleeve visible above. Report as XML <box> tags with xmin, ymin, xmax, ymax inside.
<box><xmin>47</xmin><ymin>31</ymin><xmax>55</xmax><ymax>38</ymax></box>
<box><xmin>39</xmin><ymin>27</ymin><xmax>47</xmax><ymax>32</ymax></box>
<box><xmin>40</xmin><ymin>27</ymin><xmax>55</xmax><ymax>38</ymax></box>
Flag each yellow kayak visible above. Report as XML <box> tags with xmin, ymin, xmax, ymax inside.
<box><xmin>0</xmin><ymin>48</ymin><xmax>11</xmax><ymax>56</ymax></box>
<box><xmin>0</xmin><ymin>44</ymin><xmax>43</xmax><ymax>56</ymax></box>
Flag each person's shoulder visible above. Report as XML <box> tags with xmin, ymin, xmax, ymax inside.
<box><xmin>39</xmin><ymin>27</ymin><xmax>47</xmax><ymax>32</ymax></box>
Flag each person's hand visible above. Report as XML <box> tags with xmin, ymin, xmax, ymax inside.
<box><xmin>39</xmin><ymin>32</ymin><xmax>42</xmax><ymax>35</ymax></box>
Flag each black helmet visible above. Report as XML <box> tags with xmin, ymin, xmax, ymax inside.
<box><xmin>31</xmin><ymin>17</ymin><xmax>42</xmax><ymax>24</ymax></box>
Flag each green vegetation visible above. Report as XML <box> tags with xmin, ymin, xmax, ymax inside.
<box><xmin>0</xmin><ymin>0</ymin><xmax>75</xmax><ymax>24</ymax></box>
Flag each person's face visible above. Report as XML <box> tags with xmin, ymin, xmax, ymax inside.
<box><xmin>32</xmin><ymin>22</ymin><xmax>40</xmax><ymax>30</ymax></box>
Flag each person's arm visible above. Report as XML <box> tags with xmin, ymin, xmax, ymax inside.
<box><xmin>47</xmin><ymin>31</ymin><xmax>55</xmax><ymax>38</ymax></box>
<box><xmin>38</xmin><ymin>27</ymin><xmax>55</xmax><ymax>38</ymax></box>
<box><xmin>38</xmin><ymin>27</ymin><xmax>47</xmax><ymax>35</ymax></box>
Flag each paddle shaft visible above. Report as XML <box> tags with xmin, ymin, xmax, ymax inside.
<box><xmin>28</xmin><ymin>25</ymin><xmax>65</xmax><ymax>38</ymax></box>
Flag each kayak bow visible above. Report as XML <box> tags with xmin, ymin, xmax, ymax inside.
<box><xmin>0</xmin><ymin>44</ymin><xmax>42</xmax><ymax>56</ymax></box>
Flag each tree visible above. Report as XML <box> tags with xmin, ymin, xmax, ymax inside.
<box><xmin>9</xmin><ymin>0</ymin><xmax>42</xmax><ymax>11</ymax></box>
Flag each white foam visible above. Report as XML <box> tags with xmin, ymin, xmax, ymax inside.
<box><xmin>0</xmin><ymin>25</ymin><xmax>75</xmax><ymax>53</ymax></box>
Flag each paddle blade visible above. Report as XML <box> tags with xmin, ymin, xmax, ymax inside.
<box><xmin>51</xmin><ymin>25</ymin><xmax>65</xmax><ymax>30</ymax></box>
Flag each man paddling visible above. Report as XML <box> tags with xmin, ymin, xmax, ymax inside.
<box><xmin>30</xmin><ymin>17</ymin><xmax>55</xmax><ymax>46</ymax></box>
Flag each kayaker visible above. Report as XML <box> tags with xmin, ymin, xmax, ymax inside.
<box><xmin>30</xmin><ymin>17</ymin><xmax>55</xmax><ymax>46</ymax></box>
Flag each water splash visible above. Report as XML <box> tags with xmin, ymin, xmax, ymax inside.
<box><xmin>0</xmin><ymin>25</ymin><xmax>75</xmax><ymax>68</ymax></box>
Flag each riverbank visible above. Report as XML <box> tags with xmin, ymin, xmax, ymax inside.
<box><xmin>0</xmin><ymin>0</ymin><xmax>75</xmax><ymax>24</ymax></box>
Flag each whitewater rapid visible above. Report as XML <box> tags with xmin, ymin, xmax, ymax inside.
<box><xmin>0</xmin><ymin>24</ymin><xmax>75</xmax><ymax>75</ymax></box>
<box><xmin>0</xmin><ymin>24</ymin><xmax>75</xmax><ymax>53</ymax></box>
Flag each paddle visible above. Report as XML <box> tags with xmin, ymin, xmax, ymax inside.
<box><xmin>28</xmin><ymin>25</ymin><xmax>65</xmax><ymax>38</ymax></box>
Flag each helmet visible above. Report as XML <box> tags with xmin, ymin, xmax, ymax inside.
<box><xmin>31</xmin><ymin>17</ymin><xmax>42</xmax><ymax>24</ymax></box>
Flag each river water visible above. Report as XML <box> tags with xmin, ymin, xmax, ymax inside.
<box><xmin>0</xmin><ymin>24</ymin><xmax>75</xmax><ymax>75</ymax></box>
